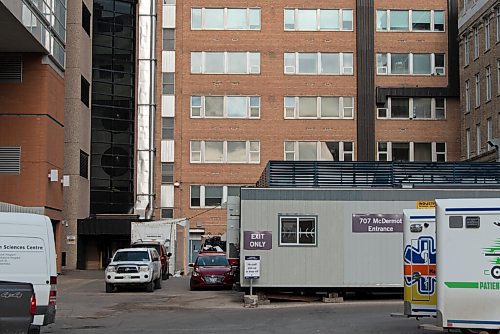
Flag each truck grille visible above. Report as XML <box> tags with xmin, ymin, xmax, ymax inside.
<box><xmin>117</xmin><ymin>266</ymin><xmax>139</xmax><ymax>274</ymax></box>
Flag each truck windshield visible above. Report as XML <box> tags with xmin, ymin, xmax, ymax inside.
<box><xmin>114</xmin><ymin>251</ymin><xmax>150</xmax><ymax>262</ymax></box>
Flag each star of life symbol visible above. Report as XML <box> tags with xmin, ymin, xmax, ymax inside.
<box><xmin>404</xmin><ymin>236</ymin><xmax>437</xmax><ymax>295</ymax></box>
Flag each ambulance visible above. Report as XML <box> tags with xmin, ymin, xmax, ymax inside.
<box><xmin>403</xmin><ymin>209</ymin><xmax>436</xmax><ymax>318</ymax></box>
<box><xmin>436</xmin><ymin>198</ymin><xmax>500</xmax><ymax>334</ymax></box>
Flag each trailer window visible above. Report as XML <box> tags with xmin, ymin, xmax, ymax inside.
<box><xmin>279</xmin><ymin>216</ymin><xmax>317</xmax><ymax>246</ymax></box>
<box><xmin>449</xmin><ymin>216</ymin><xmax>463</xmax><ymax>228</ymax></box>
<box><xmin>465</xmin><ymin>216</ymin><xmax>480</xmax><ymax>229</ymax></box>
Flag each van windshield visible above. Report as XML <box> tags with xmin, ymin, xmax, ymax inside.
<box><xmin>114</xmin><ymin>251</ymin><xmax>150</xmax><ymax>262</ymax></box>
<box><xmin>0</xmin><ymin>236</ymin><xmax>48</xmax><ymax>277</ymax></box>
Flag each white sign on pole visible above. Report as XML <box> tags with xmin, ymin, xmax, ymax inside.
<box><xmin>244</xmin><ymin>256</ymin><xmax>260</xmax><ymax>279</ymax></box>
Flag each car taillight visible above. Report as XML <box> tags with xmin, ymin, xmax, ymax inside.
<box><xmin>30</xmin><ymin>294</ymin><xmax>36</xmax><ymax>315</ymax></box>
<box><xmin>49</xmin><ymin>275</ymin><xmax>57</xmax><ymax>306</ymax></box>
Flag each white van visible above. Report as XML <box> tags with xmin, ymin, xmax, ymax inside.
<box><xmin>0</xmin><ymin>213</ymin><xmax>57</xmax><ymax>333</ymax></box>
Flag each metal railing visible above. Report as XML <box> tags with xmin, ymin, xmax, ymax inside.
<box><xmin>256</xmin><ymin>161</ymin><xmax>500</xmax><ymax>188</ymax></box>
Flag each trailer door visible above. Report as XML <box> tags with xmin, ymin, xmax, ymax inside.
<box><xmin>410</xmin><ymin>237</ymin><xmax>432</xmax><ymax>302</ymax></box>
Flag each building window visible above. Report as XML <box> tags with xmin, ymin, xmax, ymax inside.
<box><xmin>284</xmin><ymin>96</ymin><xmax>354</xmax><ymax>119</ymax></box>
<box><xmin>190</xmin><ymin>141</ymin><xmax>260</xmax><ymax>164</ymax></box>
<box><xmin>163</xmin><ymin>28</ymin><xmax>175</xmax><ymax>51</ymax></box>
<box><xmin>497</xmin><ymin>59</ymin><xmax>500</xmax><ymax>95</ymax></box>
<box><xmin>162</xmin><ymin>117</ymin><xmax>174</xmax><ymax>139</ymax></box>
<box><xmin>284</xmin><ymin>141</ymin><xmax>354</xmax><ymax>161</ymax></box>
<box><xmin>486</xmin><ymin>66</ymin><xmax>492</xmax><ymax>101</ymax></box>
<box><xmin>81</xmin><ymin>75</ymin><xmax>90</xmax><ymax>107</ymax></box>
<box><xmin>377</xmin><ymin>142</ymin><xmax>446</xmax><ymax>161</ymax></box>
<box><xmin>190</xmin><ymin>96</ymin><xmax>260</xmax><ymax>118</ymax></box>
<box><xmin>284</xmin><ymin>52</ymin><xmax>353</xmax><ymax>75</ymax></box>
<box><xmin>377</xmin><ymin>97</ymin><xmax>446</xmax><ymax>120</ymax></box>
<box><xmin>474</xmin><ymin>26</ymin><xmax>479</xmax><ymax>59</ymax></box>
<box><xmin>191</xmin><ymin>52</ymin><xmax>260</xmax><ymax>74</ymax></box>
<box><xmin>161</xmin><ymin>208</ymin><xmax>173</xmax><ymax>219</ymax></box>
<box><xmin>191</xmin><ymin>8</ymin><xmax>260</xmax><ymax>30</ymax></box>
<box><xmin>82</xmin><ymin>2</ymin><xmax>91</xmax><ymax>36</ymax></box>
<box><xmin>376</xmin><ymin>53</ymin><xmax>445</xmax><ymax>75</ymax></box>
<box><xmin>484</xmin><ymin>17</ymin><xmax>491</xmax><ymax>51</ymax></box>
<box><xmin>488</xmin><ymin>118</ymin><xmax>493</xmax><ymax>150</ymax></box>
<box><xmin>477</xmin><ymin>124</ymin><xmax>481</xmax><ymax>155</ymax></box>
<box><xmin>475</xmin><ymin>73</ymin><xmax>481</xmax><ymax>107</ymax></box>
<box><xmin>190</xmin><ymin>185</ymin><xmax>242</xmax><ymax>208</ymax></box>
<box><xmin>162</xmin><ymin>73</ymin><xmax>174</xmax><ymax>94</ymax></box>
<box><xmin>464</xmin><ymin>34</ymin><xmax>470</xmax><ymax>66</ymax></box>
<box><xmin>466</xmin><ymin>128</ymin><xmax>471</xmax><ymax>159</ymax></box>
<box><xmin>376</xmin><ymin>10</ymin><xmax>445</xmax><ymax>32</ymax></box>
<box><xmin>284</xmin><ymin>8</ymin><xmax>353</xmax><ymax>31</ymax></box>
<box><xmin>465</xmin><ymin>80</ymin><xmax>471</xmax><ymax>113</ymax></box>
<box><xmin>497</xmin><ymin>7</ymin><xmax>500</xmax><ymax>43</ymax></box>
<box><xmin>161</xmin><ymin>162</ymin><xmax>173</xmax><ymax>183</ymax></box>
<box><xmin>80</xmin><ymin>150</ymin><xmax>89</xmax><ymax>179</ymax></box>
<box><xmin>279</xmin><ymin>216</ymin><xmax>317</xmax><ymax>246</ymax></box>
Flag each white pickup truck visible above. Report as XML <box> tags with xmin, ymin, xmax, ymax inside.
<box><xmin>105</xmin><ymin>248</ymin><xmax>162</xmax><ymax>293</ymax></box>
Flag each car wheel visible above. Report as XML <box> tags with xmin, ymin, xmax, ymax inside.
<box><xmin>105</xmin><ymin>283</ymin><xmax>114</xmax><ymax>293</ymax></box>
<box><xmin>146</xmin><ymin>280</ymin><xmax>154</xmax><ymax>292</ymax></box>
<box><xmin>154</xmin><ymin>275</ymin><xmax>162</xmax><ymax>289</ymax></box>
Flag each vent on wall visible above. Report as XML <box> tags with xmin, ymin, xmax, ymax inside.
<box><xmin>0</xmin><ymin>147</ymin><xmax>21</xmax><ymax>174</ymax></box>
<box><xmin>0</xmin><ymin>56</ymin><xmax>22</xmax><ymax>83</ymax></box>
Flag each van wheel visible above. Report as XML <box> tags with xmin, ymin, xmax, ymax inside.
<box><xmin>105</xmin><ymin>283</ymin><xmax>114</xmax><ymax>293</ymax></box>
<box><xmin>154</xmin><ymin>276</ymin><xmax>162</xmax><ymax>289</ymax></box>
<box><xmin>28</xmin><ymin>325</ymin><xmax>41</xmax><ymax>334</ymax></box>
<box><xmin>146</xmin><ymin>280</ymin><xmax>154</xmax><ymax>292</ymax></box>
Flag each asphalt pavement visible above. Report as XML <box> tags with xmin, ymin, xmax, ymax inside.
<box><xmin>43</xmin><ymin>270</ymin><xmax>439</xmax><ymax>334</ymax></box>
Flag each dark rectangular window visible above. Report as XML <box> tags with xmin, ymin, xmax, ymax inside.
<box><xmin>81</xmin><ymin>75</ymin><xmax>90</xmax><ymax>107</ymax></box>
<box><xmin>161</xmin><ymin>162</ymin><xmax>173</xmax><ymax>183</ymax></box>
<box><xmin>163</xmin><ymin>28</ymin><xmax>175</xmax><ymax>50</ymax></box>
<box><xmin>161</xmin><ymin>208</ymin><xmax>173</xmax><ymax>219</ymax></box>
<box><xmin>162</xmin><ymin>117</ymin><xmax>174</xmax><ymax>139</ymax></box>
<box><xmin>279</xmin><ymin>216</ymin><xmax>317</xmax><ymax>246</ymax></box>
<box><xmin>162</xmin><ymin>73</ymin><xmax>174</xmax><ymax>94</ymax></box>
<box><xmin>190</xmin><ymin>185</ymin><xmax>200</xmax><ymax>207</ymax></box>
<box><xmin>82</xmin><ymin>2</ymin><xmax>91</xmax><ymax>36</ymax></box>
<box><xmin>80</xmin><ymin>150</ymin><xmax>89</xmax><ymax>179</ymax></box>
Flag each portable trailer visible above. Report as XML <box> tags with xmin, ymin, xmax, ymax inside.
<box><xmin>402</xmin><ymin>209</ymin><xmax>436</xmax><ymax>318</ymax></box>
<box><xmin>435</xmin><ymin>198</ymin><xmax>500</xmax><ymax>334</ymax></box>
<box><xmin>239</xmin><ymin>188</ymin><xmax>500</xmax><ymax>290</ymax></box>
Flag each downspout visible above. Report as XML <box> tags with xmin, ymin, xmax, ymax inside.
<box><xmin>135</xmin><ymin>0</ymin><xmax>156</xmax><ymax>220</ymax></box>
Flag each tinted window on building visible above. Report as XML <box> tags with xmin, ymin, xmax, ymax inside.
<box><xmin>82</xmin><ymin>2</ymin><xmax>91</xmax><ymax>36</ymax></box>
<box><xmin>91</xmin><ymin>0</ymin><xmax>136</xmax><ymax>214</ymax></box>
<box><xmin>81</xmin><ymin>75</ymin><xmax>90</xmax><ymax>107</ymax></box>
<box><xmin>80</xmin><ymin>150</ymin><xmax>89</xmax><ymax>179</ymax></box>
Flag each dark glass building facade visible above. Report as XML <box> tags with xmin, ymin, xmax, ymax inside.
<box><xmin>91</xmin><ymin>0</ymin><xmax>136</xmax><ymax>214</ymax></box>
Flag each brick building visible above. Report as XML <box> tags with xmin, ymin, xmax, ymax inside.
<box><xmin>171</xmin><ymin>0</ymin><xmax>461</xmax><ymax>257</ymax></box>
<box><xmin>0</xmin><ymin>0</ymin><xmax>67</xmax><ymax>271</ymax></box>
<box><xmin>458</xmin><ymin>0</ymin><xmax>500</xmax><ymax>161</ymax></box>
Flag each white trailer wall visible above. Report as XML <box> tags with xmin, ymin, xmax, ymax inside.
<box><xmin>240</xmin><ymin>188</ymin><xmax>500</xmax><ymax>288</ymax></box>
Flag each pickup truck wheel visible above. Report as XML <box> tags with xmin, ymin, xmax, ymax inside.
<box><xmin>146</xmin><ymin>280</ymin><xmax>154</xmax><ymax>292</ymax></box>
<box><xmin>154</xmin><ymin>276</ymin><xmax>162</xmax><ymax>289</ymax></box>
<box><xmin>105</xmin><ymin>283</ymin><xmax>114</xmax><ymax>293</ymax></box>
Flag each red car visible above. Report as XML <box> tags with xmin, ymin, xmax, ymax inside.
<box><xmin>189</xmin><ymin>253</ymin><xmax>234</xmax><ymax>290</ymax></box>
<box><xmin>131</xmin><ymin>241</ymin><xmax>171</xmax><ymax>280</ymax></box>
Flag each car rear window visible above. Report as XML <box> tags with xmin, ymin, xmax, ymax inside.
<box><xmin>196</xmin><ymin>255</ymin><xmax>229</xmax><ymax>266</ymax></box>
<box><xmin>114</xmin><ymin>251</ymin><xmax>150</xmax><ymax>262</ymax></box>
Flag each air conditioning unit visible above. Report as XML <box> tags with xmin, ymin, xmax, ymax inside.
<box><xmin>343</xmin><ymin>67</ymin><xmax>354</xmax><ymax>75</ymax></box>
<box><xmin>249</xmin><ymin>65</ymin><xmax>260</xmax><ymax>74</ymax></box>
<box><xmin>377</xmin><ymin>108</ymin><xmax>388</xmax><ymax>118</ymax></box>
<box><xmin>434</xmin><ymin>67</ymin><xmax>445</xmax><ymax>75</ymax></box>
<box><xmin>377</xmin><ymin>66</ymin><xmax>388</xmax><ymax>75</ymax></box>
<box><xmin>284</xmin><ymin>66</ymin><xmax>296</xmax><ymax>74</ymax></box>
